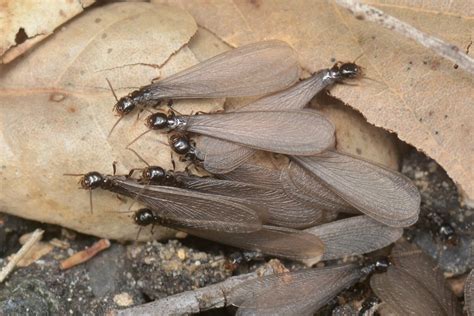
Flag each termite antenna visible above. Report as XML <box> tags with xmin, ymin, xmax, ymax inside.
<box><xmin>112</xmin><ymin>161</ymin><xmax>118</xmax><ymax>176</ymax></box>
<box><xmin>108</xmin><ymin>116</ymin><xmax>124</xmax><ymax>138</ymax></box>
<box><xmin>126</xmin><ymin>129</ymin><xmax>152</xmax><ymax>148</ymax></box>
<box><xmin>89</xmin><ymin>190</ymin><xmax>94</xmax><ymax>214</ymax></box>
<box><xmin>353</xmin><ymin>53</ymin><xmax>364</xmax><ymax>63</ymax></box>
<box><xmin>127</xmin><ymin>147</ymin><xmax>151</xmax><ymax>167</ymax></box>
<box><xmin>361</xmin><ymin>74</ymin><xmax>385</xmax><ymax>86</ymax></box>
<box><xmin>135</xmin><ymin>227</ymin><xmax>143</xmax><ymax>241</ymax></box>
<box><xmin>156</xmin><ymin>137</ymin><xmax>169</xmax><ymax>147</ymax></box>
<box><xmin>127</xmin><ymin>180</ymin><xmax>150</xmax><ymax>211</ymax></box>
<box><xmin>106</xmin><ymin>78</ymin><xmax>119</xmax><ymax>102</ymax></box>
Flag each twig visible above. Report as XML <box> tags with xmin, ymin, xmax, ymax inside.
<box><xmin>59</xmin><ymin>239</ymin><xmax>111</xmax><ymax>270</ymax></box>
<box><xmin>335</xmin><ymin>0</ymin><xmax>474</xmax><ymax>75</ymax></box>
<box><xmin>0</xmin><ymin>228</ymin><xmax>44</xmax><ymax>283</ymax></box>
<box><xmin>114</xmin><ymin>261</ymin><xmax>283</xmax><ymax>316</ymax></box>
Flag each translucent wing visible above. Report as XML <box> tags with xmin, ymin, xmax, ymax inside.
<box><xmin>186</xmin><ymin>110</ymin><xmax>335</xmax><ymax>155</ymax></box>
<box><xmin>466</xmin><ymin>270</ymin><xmax>473</xmax><ymax>316</ymax></box>
<box><xmin>197</xmin><ymin>136</ymin><xmax>255</xmax><ymax>174</ymax></box>
<box><xmin>108</xmin><ymin>176</ymin><xmax>261</xmax><ymax>233</ymax></box>
<box><xmin>218</xmin><ymin>163</ymin><xmax>282</xmax><ymax>187</ymax></box>
<box><xmin>370</xmin><ymin>267</ymin><xmax>447</xmax><ymax>316</ymax></box>
<box><xmin>281</xmin><ymin>161</ymin><xmax>356</xmax><ymax>213</ymax></box>
<box><xmin>145</xmin><ymin>40</ymin><xmax>300</xmax><ymax>99</ymax></box>
<box><xmin>235</xmin><ymin>69</ymin><xmax>333</xmax><ymax>112</ymax></box>
<box><xmin>389</xmin><ymin>241</ymin><xmax>463</xmax><ymax>315</ymax></box>
<box><xmin>229</xmin><ymin>264</ymin><xmax>362</xmax><ymax>316</ymax></box>
<box><xmin>219</xmin><ymin>163</ymin><xmax>339</xmax><ymax>222</ymax></box>
<box><xmin>176</xmin><ymin>174</ymin><xmax>330</xmax><ymax>228</ymax></box>
<box><xmin>185</xmin><ymin>225</ymin><xmax>324</xmax><ymax>261</ymax></box>
<box><xmin>292</xmin><ymin>151</ymin><xmax>420</xmax><ymax>227</ymax></box>
<box><xmin>197</xmin><ymin>70</ymin><xmax>334</xmax><ymax>173</ymax></box>
<box><xmin>304</xmin><ymin>216</ymin><xmax>402</xmax><ymax>262</ymax></box>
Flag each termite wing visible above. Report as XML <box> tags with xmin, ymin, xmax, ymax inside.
<box><xmin>466</xmin><ymin>270</ymin><xmax>473</xmax><ymax>316</ymax></box>
<box><xmin>302</xmin><ymin>215</ymin><xmax>403</xmax><ymax>265</ymax></box>
<box><xmin>228</xmin><ymin>263</ymin><xmax>370</xmax><ymax>316</ymax></box>
<box><xmin>174</xmin><ymin>172</ymin><xmax>336</xmax><ymax>228</ymax></box>
<box><xmin>196</xmin><ymin>62</ymin><xmax>363</xmax><ymax>174</ymax></box>
<box><xmin>75</xmin><ymin>172</ymin><xmax>262</xmax><ymax>233</ymax></box>
<box><xmin>110</xmin><ymin>40</ymin><xmax>300</xmax><ymax>121</ymax></box>
<box><xmin>132</xmin><ymin>209</ymin><xmax>324</xmax><ymax>261</ymax></box>
<box><xmin>138</xmin><ymin>109</ymin><xmax>335</xmax><ymax>156</ymax></box>
<box><xmin>291</xmin><ymin>150</ymin><xmax>421</xmax><ymax>227</ymax></box>
<box><xmin>218</xmin><ymin>163</ymin><xmax>355</xmax><ymax>219</ymax></box>
<box><xmin>370</xmin><ymin>241</ymin><xmax>463</xmax><ymax>316</ymax></box>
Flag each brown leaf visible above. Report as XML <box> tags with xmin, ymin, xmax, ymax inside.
<box><xmin>0</xmin><ymin>0</ymin><xmax>96</xmax><ymax>63</ymax></box>
<box><xmin>154</xmin><ymin>0</ymin><xmax>474</xmax><ymax>202</ymax></box>
<box><xmin>0</xmin><ymin>2</ymin><xmax>226</xmax><ymax>240</ymax></box>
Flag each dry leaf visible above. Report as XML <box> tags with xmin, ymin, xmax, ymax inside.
<box><xmin>0</xmin><ymin>3</ymin><xmax>400</xmax><ymax>241</ymax></box>
<box><xmin>154</xmin><ymin>0</ymin><xmax>474</xmax><ymax>202</ymax></box>
<box><xmin>0</xmin><ymin>2</ymin><xmax>226</xmax><ymax>240</ymax></box>
<box><xmin>0</xmin><ymin>0</ymin><xmax>96</xmax><ymax>63</ymax></box>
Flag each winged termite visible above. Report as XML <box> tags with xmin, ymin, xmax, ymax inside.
<box><xmin>108</xmin><ymin>40</ymin><xmax>301</xmax><ymax>135</ymax></box>
<box><xmin>466</xmin><ymin>270</ymin><xmax>473</xmax><ymax>316</ymax></box>
<box><xmin>370</xmin><ymin>241</ymin><xmax>463</xmax><ymax>316</ymax></box>
<box><xmin>128</xmin><ymin>109</ymin><xmax>335</xmax><ymax>156</ymax></box>
<box><xmin>291</xmin><ymin>150</ymin><xmax>421</xmax><ymax>227</ymax></box>
<box><xmin>196</xmin><ymin>61</ymin><xmax>363</xmax><ymax>174</ymax></box>
<box><xmin>72</xmin><ymin>172</ymin><xmax>262</xmax><ymax>233</ymax></box>
<box><xmin>228</xmin><ymin>261</ymin><xmax>388</xmax><ymax>316</ymax></box>
<box><xmin>303</xmin><ymin>215</ymin><xmax>403</xmax><ymax>263</ymax></box>
<box><xmin>131</xmin><ymin>208</ymin><xmax>324</xmax><ymax>261</ymax></box>
<box><xmin>123</xmin><ymin>159</ymin><xmax>333</xmax><ymax>229</ymax></box>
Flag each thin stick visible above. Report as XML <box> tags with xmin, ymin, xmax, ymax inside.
<box><xmin>335</xmin><ymin>0</ymin><xmax>474</xmax><ymax>75</ymax></box>
<box><xmin>0</xmin><ymin>229</ymin><xmax>44</xmax><ymax>283</ymax></box>
<box><xmin>59</xmin><ymin>239</ymin><xmax>111</xmax><ymax>270</ymax></box>
<box><xmin>113</xmin><ymin>261</ymin><xmax>282</xmax><ymax>315</ymax></box>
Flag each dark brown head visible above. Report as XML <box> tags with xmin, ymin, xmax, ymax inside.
<box><xmin>361</xmin><ymin>257</ymin><xmax>391</xmax><ymax>275</ymax></box>
<box><xmin>142</xmin><ymin>166</ymin><xmax>167</xmax><ymax>184</ymax></box>
<box><xmin>146</xmin><ymin>112</ymin><xmax>169</xmax><ymax>130</ymax></box>
<box><xmin>169</xmin><ymin>134</ymin><xmax>192</xmax><ymax>155</ymax></box>
<box><xmin>114</xmin><ymin>96</ymin><xmax>136</xmax><ymax>116</ymax></box>
<box><xmin>133</xmin><ymin>208</ymin><xmax>156</xmax><ymax>227</ymax></box>
<box><xmin>330</xmin><ymin>62</ymin><xmax>363</xmax><ymax>81</ymax></box>
<box><xmin>80</xmin><ymin>172</ymin><xmax>106</xmax><ymax>190</ymax></box>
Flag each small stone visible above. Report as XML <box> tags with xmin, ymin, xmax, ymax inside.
<box><xmin>113</xmin><ymin>293</ymin><xmax>134</xmax><ymax>307</ymax></box>
<box><xmin>414</xmin><ymin>171</ymin><xmax>425</xmax><ymax>179</ymax></box>
<box><xmin>177</xmin><ymin>249</ymin><xmax>186</xmax><ymax>260</ymax></box>
<box><xmin>143</xmin><ymin>256</ymin><xmax>156</xmax><ymax>264</ymax></box>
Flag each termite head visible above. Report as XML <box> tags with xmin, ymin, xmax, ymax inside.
<box><xmin>146</xmin><ymin>112</ymin><xmax>169</xmax><ymax>130</ymax></box>
<box><xmin>133</xmin><ymin>208</ymin><xmax>156</xmax><ymax>226</ymax></box>
<box><xmin>80</xmin><ymin>171</ymin><xmax>106</xmax><ymax>190</ymax></box>
<box><xmin>169</xmin><ymin>134</ymin><xmax>192</xmax><ymax>155</ymax></box>
<box><xmin>339</xmin><ymin>62</ymin><xmax>362</xmax><ymax>79</ymax></box>
<box><xmin>114</xmin><ymin>96</ymin><xmax>136</xmax><ymax>116</ymax></box>
<box><xmin>362</xmin><ymin>257</ymin><xmax>391</xmax><ymax>275</ymax></box>
<box><xmin>330</xmin><ymin>62</ymin><xmax>363</xmax><ymax>81</ymax></box>
<box><xmin>142</xmin><ymin>166</ymin><xmax>167</xmax><ymax>183</ymax></box>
